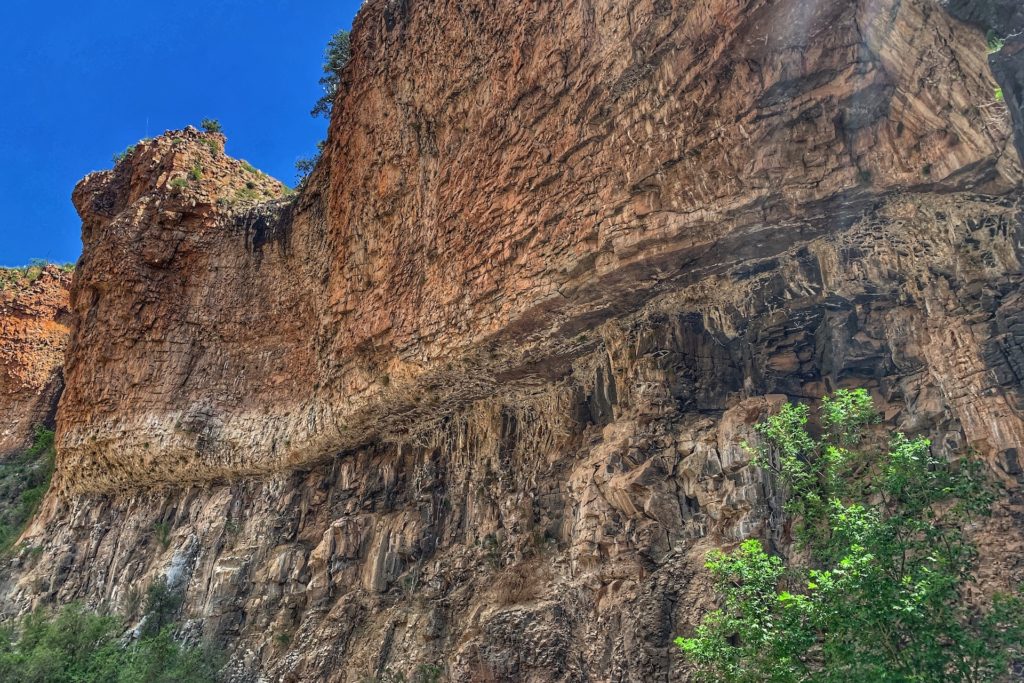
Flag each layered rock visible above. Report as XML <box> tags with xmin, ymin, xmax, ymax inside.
<box><xmin>0</xmin><ymin>267</ymin><xmax>72</xmax><ymax>457</ymax></box>
<box><xmin>3</xmin><ymin>0</ymin><xmax>1024</xmax><ymax>681</ymax></box>
<box><xmin>61</xmin><ymin>0</ymin><xmax>1020</xmax><ymax>492</ymax></box>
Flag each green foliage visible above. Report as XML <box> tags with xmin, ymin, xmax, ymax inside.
<box><xmin>112</xmin><ymin>145</ymin><xmax>136</xmax><ymax>165</ymax></box>
<box><xmin>0</xmin><ymin>261</ymin><xmax>73</xmax><ymax>290</ymax></box>
<box><xmin>995</xmin><ymin>87</ymin><xmax>1005</xmax><ymax>103</ymax></box>
<box><xmin>200</xmin><ymin>118</ymin><xmax>222</xmax><ymax>134</ymax></box>
<box><xmin>201</xmin><ymin>138</ymin><xmax>220</xmax><ymax>156</ymax></box>
<box><xmin>240</xmin><ymin>160</ymin><xmax>258</xmax><ymax>175</ymax></box>
<box><xmin>169</xmin><ymin>177</ymin><xmax>188</xmax><ymax>190</ymax></box>
<box><xmin>189</xmin><ymin>164</ymin><xmax>203</xmax><ymax>182</ymax></box>
<box><xmin>678</xmin><ymin>389</ymin><xmax>1024</xmax><ymax>682</ymax></box>
<box><xmin>0</xmin><ymin>426</ymin><xmax>55</xmax><ymax>551</ymax></box>
<box><xmin>0</xmin><ymin>599</ymin><xmax>217</xmax><ymax>683</ymax></box>
<box><xmin>312</xmin><ymin>29</ymin><xmax>351</xmax><ymax>118</ymax></box>
<box><xmin>295</xmin><ymin>140</ymin><xmax>326</xmax><ymax>185</ymax></box>
<box><xmin>987</xmin><ymin>30</ymin><xmax>1006</xmax><ymax>54</ymax></box>
<box><xmin>140</xmin><ymin>578</ymin><xmax>182</xmax><ymax>638</ymax></box>
<box><xmin>234</xmin><ymin>185</ymin><xmax>261</xmax><ymax>202</ymax></box>
<box><xmin>151</xmin><ymin>521</ymin><xmax>171</xmax><ymax>550</ymax></box>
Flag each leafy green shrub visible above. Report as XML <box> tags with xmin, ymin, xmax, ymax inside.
<box><xmin>677</xmin><ymin>389</ymin><xmax>1024</xmax><ymax>682</ymax></box>
<box><xmin>0</xmin><ymin>600</ymin><xmax>217</xmax><ymax>683</ymax></box>
<box><xmin>987</xmin><ymin>30</ymin><xmax>1006</xmax><ymax>54</ymax></box>
<box><xmin>295</xmin><ymin>140</ymin><xmax>326</xmax><ymax>185</ymax></box>
<box><xmin>200</xmin><ymin>118</ymin><xmax>222</xmax><ymax>134</ymax></box>
<box><xmin>112</xmin><ymin>145</ymin><xmax>136</xmax><ymax>165</ymax></box>
<box><xmin>201</xmin><ymin>138</ymin><xmax>220</xmax><ymax>156</ymax></box>
<box><xmin>311</xmin><ymin>29</ymin><xmax>351</xmax><ymax>118</ymax></box>
<box><xmin>152</xmin><ymin>521</ymin><xmax>171</xmax><ymax>550</ymax></box>
<box><xmin>140</xmin><ymin>578</ymin><xmax>182</xmax><ymax>638</ymax></box>
<box><xmin>189</xmin><ymin>164</ymin><xmax>203</xmax><ymax>182</ymax></box>
<box><xmin>169</xmin><ymin>178</ymin><xmax>188</xmax><ymax>190</ymax></box>
<box><xmin>0</xmin><ymin>426</ymin><xmax>55</xmax><ymax>551</ymax></box>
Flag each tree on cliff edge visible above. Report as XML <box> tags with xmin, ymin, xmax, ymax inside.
<box><xmin>311</xmin><ymin>28</ymin><xmax>351</xmax><ymax>119</ymax></box>
<box><xmin>677</xmin><ymin>389</ymin><xmax>1024</xmax><ymax>682</ymax></box>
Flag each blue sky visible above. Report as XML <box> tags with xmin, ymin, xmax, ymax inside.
<box><xmin>0</xmin><ymin>0</ymin><xmax>362</xmax><ymax>267</ymax></box>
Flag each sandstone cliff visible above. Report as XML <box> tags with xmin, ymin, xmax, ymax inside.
<box><xmin>3</xmin><ymin>0</ymin><xmax>1024</xmax><ymax>681</ymax></box>
<box><xmin>0</xmin><ymin>266</ymin><xmax>72</xmax><ymax>457</ymax></box>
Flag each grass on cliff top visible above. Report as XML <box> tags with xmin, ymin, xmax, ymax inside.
<box><xmin>0</xmin><ymin>260</ymin><xmax>74</xmax><ymax>291</ymax></box>
<box><xmin>0</xmin><ymin>425</ymin><xmax>55</xmax><ymax>552</ymax></box>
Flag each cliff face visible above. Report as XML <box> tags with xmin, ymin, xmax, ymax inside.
<box><xmin>0</xmin><ymin>267</ymin><xmax>72</xmax><ymax>457</ymax></box>
<box><xmin>3</xmin><ymin>0</ymin><xmax>1024</xmax><ymax>681</ymax></box>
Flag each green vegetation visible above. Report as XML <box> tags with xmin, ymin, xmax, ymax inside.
<box><xmin>189</xmin><ymin>164</ymin><xmax>203</xmax><ymax>182</ymax></box>
<box><xmin>0</xmin><ymin>260</ymin><xmax>72</xmax><ymax>290</ymax></box>
<box><xmin>240</xmin><ymin>160</ymin><xmax>258</xmax><ymax>175</ymax></box>
<box><xmin>987</xmin><ymin>30</ymin><xmax>1005</xmax><ymax>55</ymax></box>
<box><xmin>311</xmin><ymin>29</ymin><xmax>351</xmax><ymax>118</ymax></box>
<box><xmin>234</xmin><ymin>184</ymin><xmax>261</xmax><ymax>202</ymax></box>
<box><xmin>295</xmin><ymin>140</ymin><xmax>326</xmax><ymax>185</ymax></box>
<box><xmin>201</xmin><ymin>138</ymin><xmax>220</xmax><ymax>156</ymax></box>
<box><xmin>995</xmin><ymin>87</ymin><xmax>1005</xmax><ymax>103</ymax></box>
<box><xmin>200</xmin><ymin>118</ymin><xmax>222</xmax><ymax>134</ymax></box>
<box><xmin>0</xmin><ymin>590</ymin><xmax>218</xmax><ymax>682</ymax></box>
<box><xmin>152</xmin><ymin>522</ymin><xmax>171</xmax><ymax>550</ymax></box>
<box><xmin>297</xmin><ymin>27</ymin><xmax>349</xmax><ymax>186</ymax></box>
<box><xmin>677</xmin><ymin>389</ymin><xmax>1024</xmax><ymax>682</ymax></box>
<box><xmin>112</xmin><ymin>144</ymin><xmax>136</xmax><ymax>165</ymax></box>
<box><xmin>169</xmin><ymin>177</ymin><xmax>189</xmax><ymax>190</ymax></box>
<box><xmin>0</xmin><ymin>426</ymin><xmax>55</xmax><ymax>551</ymax></box>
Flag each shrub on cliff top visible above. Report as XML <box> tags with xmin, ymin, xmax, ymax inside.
<box><xmin>112</xmin><ymin>144</ymin><xmax>136</xmax><ymax>165</ymax></box>
<box><xmin>200</xmin><ymin>118</ymin><xmax>222</xmax><ymax>134</ymax></box>
<box><xmin>677</xmin><ymin>389</ymin><xmax>1024</xmax><ymax>682</ymax></box>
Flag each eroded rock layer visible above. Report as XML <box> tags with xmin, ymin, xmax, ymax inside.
<box><xmin>3</xmin><ymin>0</ymin><xmax>1024</xmax><ymax>681</ymax></box>
<box><xmin>0</xmin><ymin>267</ymin><xmax>72</xmax><ymax>457</ymax></box>
<box><xmin>60</xmin><ymin>0</ymin><xmax>1021</xmax><ymax>491</ymax></box>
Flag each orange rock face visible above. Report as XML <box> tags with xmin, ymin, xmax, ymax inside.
<box><xmin>61</xmin><ymin>0</ymin><xmax>1020</xmax><ymax>493</ymax></box>
<box><xmin>0</xmin><ymin>267</ymin><xmax>72</xmax><ymax>456</ymax></box>
<box><xmin>4</xmin><ymin>1</ymin><xmax>1024</xmax><ymax>680</ymax></box>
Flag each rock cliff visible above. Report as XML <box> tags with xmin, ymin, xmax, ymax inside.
<box><xmin>0</xmin><ymin>267</ymin><xmax>72</xmax><ymax>457</ymax></box>
<box><xmin>3</xmin><ymin>0</ymin><xmax>1024</xmax><ymax>681</ymax></box>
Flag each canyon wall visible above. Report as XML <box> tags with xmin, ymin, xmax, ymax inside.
<box><xmin>0</xmin><ymin>267</ymin><xmax>72</xmax><ymax>457</ymax></box>
<box><xmin>3</xmin><ymin>0</ymin><xmax>1024</xmax><ymax>681</ymax></box>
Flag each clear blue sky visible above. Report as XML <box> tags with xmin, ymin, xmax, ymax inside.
<box><xmin>0</xmin><ymin>0</ymin><xmax>362</xmax><ymax>267</ymax></box>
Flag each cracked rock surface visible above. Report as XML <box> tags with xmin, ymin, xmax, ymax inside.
<box><xmin>2</xmin><ymin>0</ymin><xmax>1024</xmax><ymax>681</ymax></box>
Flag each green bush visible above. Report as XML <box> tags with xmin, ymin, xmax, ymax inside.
<box><xmin>112</xmin><ymin>145</ymin><xmax>136</xmax><ymax>165</ymax></box>
<box><xmin>987</xmin><ymin>30</ymin><xmax>1006</xmax><ymax>54</ymax></box>
<box><xmin>295</xmin><ymin>140</ymin><xmax>326</xmax><ymax>185</ymax></box>
<box><xmin>201</xmin><ymin>138</ymin><xmax>220</xmax><ymax>156</ymax></box>
<box><xmin>169</xmin><ymin>178</ymin><xmax>188</xmax><ymax>190</ymax></box>
<box><xmin>311</xmin><ymin>29</ymin><xmax>351</xmax><ymax>118</ymax></box>
<box><xmin>189</xmin><ymin>164</ymin><xmax>203</xmax><ymax>182</ymax></box>
<box><xmin>0</xmin><ymin>425</ymin><xmax>55</xmax><ymax>551</ymax></box>
<box><xmin>200</xmin><ymin>118</ymin><xmax>222</xmax><ymax>134</ymax></box>
<box><xmin>677</xmin><ymin>389</ymin><xmax>1024</xmax><ymax>682</ymax></box>
<box><xmin>0</xmin><ymin>600</ymin><xmax>217</xmax><ymax>683</ymax></box>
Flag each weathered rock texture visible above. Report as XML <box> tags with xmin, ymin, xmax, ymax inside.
<box><xmin>3</xmin><ymin>0</ymin><xmax>1024</xmax><ymax>681</ymax></box>
<box><xmin>0</xmin><ymin>267</ymin><xmax>72</xmax><ymax>457</ymax></box>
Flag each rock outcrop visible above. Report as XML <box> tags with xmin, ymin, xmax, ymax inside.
<box><xmin>3</xmin><ymin>0</ymin><xmax>1024</xmax><ymax>681</ymax></box>
<box><xmin>0</xmin><ymin>267</ymin><xmax>72</xmax><ymax>457</ymax></box>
